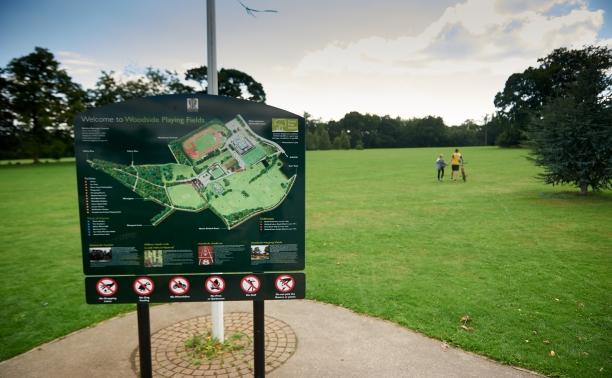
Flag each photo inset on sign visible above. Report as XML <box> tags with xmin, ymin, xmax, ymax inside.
<box><xmin>250</xmin><ymin>244</ymin><xmax>270</xmax><ymax>261</ymax></box>
<box><xmin>89</xmin><ymin>247</ymin><xmax>112</xmax><ymax>262</ymax></box>
<box><xmin>144</xmin><ymin>250</ymin><xmax>163</xmax><ymax>267</ymax></box>
<box><xmin>198</xmin><ymin>245</ymin><xmax>215</xmax><ymax>265</ymax></box>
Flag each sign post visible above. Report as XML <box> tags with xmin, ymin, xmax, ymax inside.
<box><xmin>136</xmin><ymin>302</ymin><xmax>152</xmax><ymax>378</ymax></box>
<box><xmin>206</xmin><ymin>0</ymin><xmax>224</xmax><ymax>343</ymax></box>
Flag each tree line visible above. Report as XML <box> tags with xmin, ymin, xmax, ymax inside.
<box><xmin>305</xmin><ymin>113</ymin><xmax>503</xmax><ymax>150</ymax></box>
<box><xmin>0</xmin><ymin>47</ymin><xmax>265</xmax><ymax>161</ymax></box>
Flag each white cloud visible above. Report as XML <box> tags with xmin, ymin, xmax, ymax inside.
<box><xmin>287</xmin><ymin>0</ymin><xmax>608</xmax><ymax>124</ymax></box>
<box><xmin>57</xmin><ymin>51</ymin><xmax>101</xmax><ymax>87</ymax></box>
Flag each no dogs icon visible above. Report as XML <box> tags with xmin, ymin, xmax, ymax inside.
<box><xmin>96</xmin><ymin>278</ymin><xmax>118</xmax><ymax>297</ymax></box>
<box><xmin>133</xmin><ymin>277</ymin><xmax>155</xmax><ymax>296</ymax></box>
<box><xmin>168</xmin><ymin>276</ymin><xmax>190</xmax><ymax>295</ymax></box>
<box><xmin>205</xmin><ymin>276</ymin><xmax>225</xmax><ymax>295</ymax></box>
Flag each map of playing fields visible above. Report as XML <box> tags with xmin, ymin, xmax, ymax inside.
<box><xmin>88</xmin><ymin>115</ymin><xmax>295</xmax><ymax>229</ymax></box>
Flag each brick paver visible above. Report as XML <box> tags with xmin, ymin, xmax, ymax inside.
<box><xmin>134</xmin><ymin>312</ymin><xmax>297</xmax><ymax>377</ymax></box>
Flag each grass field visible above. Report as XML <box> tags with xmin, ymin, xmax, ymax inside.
<box><xmin>207</xmin><ymin>162</ymin><xmax>291</xmax><ymax>220</ymax></box>
<box><xmin>0</xmin><ymin>163</ymin><xmax>134</xmax><ymax>361</ymax></box>
<box><xmin>241</xmin><ymin>144</ymin><xmax>268</xmax><ymax>166</ymax></box>
<box><xmin>167</xmin><ymin>183</ymin><xmax>206</xmax><ymax>210</ymax></box>
<box><xmin>0</xmin><ymin>147</ymin><xmax>610</xmax><ymax>378</ymax></box>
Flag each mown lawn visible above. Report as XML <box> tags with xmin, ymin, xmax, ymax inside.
<box><xmin>306</xmin><ymin>147</ymin><xmax>611</xmax><ymax>378</ymax></box>
<box><xmin>0</xmin><ymin>147</ymin><xmax>610</xmax><ymax>377</ymax></box>
<box><xmin>0</xmin><ymin>163</ymin><xmax>134</xmax><ymax>361</ymax></box>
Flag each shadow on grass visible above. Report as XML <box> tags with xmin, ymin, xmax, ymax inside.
<box><xmin>537</xmin><ymin>190</ymin><xmax>612</xmax><ymax>201</ymax></box>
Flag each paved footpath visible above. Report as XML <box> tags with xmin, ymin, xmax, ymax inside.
<box><xmin>0</xmin><ymin>300</ymin><xmax>541</xmax><ymax>378</ymax></box>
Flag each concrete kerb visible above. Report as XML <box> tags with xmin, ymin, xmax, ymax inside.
<box><xmin>0</xmin><ymin>300</ymin><xmax>543</xmax><ymax>378</ymax></box>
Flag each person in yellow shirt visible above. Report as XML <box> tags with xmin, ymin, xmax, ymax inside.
<box><xmin>450</xmin><ymin>148</ymin><xmax>462</xmax><ymax>181</ymax></box>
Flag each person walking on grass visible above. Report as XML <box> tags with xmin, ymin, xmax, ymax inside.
<box><xmin>436</xmin><ymin>154</ymin><xmax>446</xmax><ymax>181</ymax></box>
<box><xmin>450</xmin><ymin>148</ymin><xmax>462</xmax><ymax>181</ymax></box>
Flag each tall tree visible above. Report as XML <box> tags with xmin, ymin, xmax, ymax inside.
<box><xmin>494</xmin><ymin>46</ymin><xmax>612</xmax><ymax>147</ymax></box>
<box><xmin>0</xmin><ymin>71</ymin><xmax>19</xmax><ymax>159</ymax></box>
<box><xmin>3</xmin><ymin>47</ymin><xmax>87</xmax><ymax>161</ymax></box>
<box><xmin>185</xmin><ymin>66</ymin><xmax>266</xmax><ymax>102</ymax></box>
<box><xmin>527</xmin><ymin>46</ymin><xmax>612</xmax><ymax>194</ymax></box>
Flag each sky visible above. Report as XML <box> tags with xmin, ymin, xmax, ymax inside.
<box><xmin>1</xmin><ymin>0</ymin><xmax>611</xmax><ymax>125</ymax></box>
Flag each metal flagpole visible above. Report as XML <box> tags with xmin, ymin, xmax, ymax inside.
<box><xmin>207</xmin><ymin>0</ymin><xmax>224</xmax><ymax>342</ymax></box>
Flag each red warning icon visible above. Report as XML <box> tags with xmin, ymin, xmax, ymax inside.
<box><xmin>96</xmin><ymin>278</ymin><xmax>118</xmax><ymax>297</ymax></box>
<box><xmin>275</xmin><ymin>274</ymin><xmax>295</xmax><ymax>293</ymax></box>
<box><xmin>168</xmin><ymin>276</ymin><xmax>190</xmax><ymax>295</ymax></box>
<box><xmin>133</xmin><ymin>277</ymin><xmax>155</xmax><ymax>296</ymax></box>
<box><xmin>205</xmin><ymin>276</ymin><xmax>225</xmax><ymax>295</ymax></box>
<box><xmin>240</xmin><ymin>275</ymin><xmax>261</xmax><ymax>294</ymax></box>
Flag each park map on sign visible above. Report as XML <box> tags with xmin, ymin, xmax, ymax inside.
<box><xmin>88</xmin><ymin>115</ymin><xmax>295</xmax><ymax>229</ymax></box>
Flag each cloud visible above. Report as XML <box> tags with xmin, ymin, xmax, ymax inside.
<box><xmin>57</xmin><ymin>51</ymin><xmax>98</xmax><ymax>72</ymax></box>
<box><xmin>289</xmin><ymin>0</ymin><xmax>608</xmax><ymax>124</ymax></box>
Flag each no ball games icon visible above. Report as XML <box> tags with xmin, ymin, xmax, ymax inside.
<box><xmin>275</xmin><ymin>274</ymin><xmax>296</xmax><ymax>293</ymax></box>
<box><xmin>240</xmin><ymin>275</ymin><xmax>261</xmax><ymax>294</ymax></box>
<box><xmin>168</xmin><ymin>276</ymin><xmax>190</xmax><ymax>296</ymax></box>
<box><xmin>205</xmin><ymin>275</ymin><xmax>225</xmax><ymax>295</ymax></box>
<box><xmin>96</xmin><ymin>277</ymin><xmax>118</xmax><ymax>297</ymax></box>
<box><xmin>133</xmin><ymin>277</ymin><xmax>155</xmax><ymax>296</ymax></box>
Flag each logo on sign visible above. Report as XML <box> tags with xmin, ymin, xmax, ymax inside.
<box><xmin>168</xmin><ymin>276</ymin><xmax>190</xmax><ymax>296</ymax></box>
<box><xmin>275</xmin><ymin>274</ymin><xmax>295</xmax><ymax>293</ymax></box>
<box><xmin>205</xmin><ymin>276</ymin><xmax>225</xmax><ymax>295</ymax></box>
<box><xmin>133</xmin><ymin>277</ymin><xmax>155</xmax><ymax>296</ymax></box>
<box><xmin>96</xmin><ymin>277</ymin><xmax>118</xmax><ymax>297</ymax></box>
<box><xmin>187</xmin><ymin>98</ymin><xmax>199</xmax><ymax>112</ymax></box>
<box><xmin>240</xmin><ymin>275</ymin><xmax>261</xmax><ymax>294</ymax></box>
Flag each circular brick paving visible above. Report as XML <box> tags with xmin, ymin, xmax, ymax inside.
<box><xmin>133</xmin><ymin>312</ymin><xmax>297</xmax><ymax>377</ymax></box>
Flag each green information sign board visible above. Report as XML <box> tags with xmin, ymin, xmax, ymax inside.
<box><xmin>75</xmin><ymin>95</ymin><xmax>305</xmax><ymax>285</ymax></box>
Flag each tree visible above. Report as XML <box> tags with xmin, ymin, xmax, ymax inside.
<box><xmin>494</xmin><ymin>46</ymin><xmax>612</xmax><ymax>147</ymax></box>
<box><xmin>306</xmin><ymin>130</ymin><xmax>319</xmax><ymax>150</ymax></box>
<box><xmin>0</xmin><ymin>71</ymin><xmax>19</xmax><ymax>159</ymax></box>
<box><xmin>3</xmin><ymin>47</ymin><xmax>87</xmax><ymax>161</ymax></box>
<box><xmin>332</xmin><ymin>130</ymin><xmax>351</xmax><ymax>149</ymax></box>
<box><xmin>316</xmin><ymin>127</ymin><xmax>332</xmax><ymax>150</ymax></box>
<box><xmin>527</xmin><ymin>46</ymin><xmax>612</xmax><ymax>194</ymax></box>
<box><xmin>185</xmin><ymin>66</ymin><xmax>266</xmax><ymax>102</ymax></box>
<box><xmin>91</xmin><ymin>68</ymin><xmax>193</xmax><ymax>106</ymax></box>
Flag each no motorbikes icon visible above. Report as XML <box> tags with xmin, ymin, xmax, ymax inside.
<box><xmin>169</xmin><ymin>276</ymin><xmax>190</xmax><ymax>295</ymax></box>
